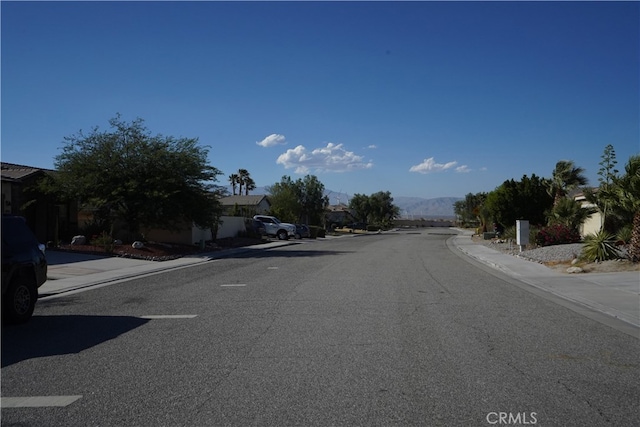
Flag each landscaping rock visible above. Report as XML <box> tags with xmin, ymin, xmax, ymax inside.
<box><xmin>132</xmin><ymin>241</ymin><xmax>144</xmax><ymax>249</ymax></box>
<box><xmin>71</xmin><ymin>235</ymin><xmax>86</xmax><ymax>245</ymax></box>
<box><xmin>566</xmin><ymin>266</ymin><xmax>583</xmax><ymax>274</ymax></box>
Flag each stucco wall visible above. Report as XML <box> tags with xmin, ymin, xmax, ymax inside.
<box><xmin>146</xmin><ymin>216</ymin><xmax>248</xmax><ymax>245</ymax></box>
<box><xmin>580</xmin><ymin>209</ymin><xmax>602</xmax><ymax>238</ymax></box>
<box><xmin>146</xmin><ymin>226</ymin><xmax>194</xmax><ymax>246</ymax></box>
<box><xmin>214</xmin><ymin>216</ymin><xmax>247</xmax><ymax>239</ymax></box>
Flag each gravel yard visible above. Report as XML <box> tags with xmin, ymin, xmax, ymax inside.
<box><xmin>471</xmin><ymin>235</ymin><xmax>639</xmax><ymax>274</ymax></box>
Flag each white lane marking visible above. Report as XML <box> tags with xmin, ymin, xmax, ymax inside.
<box><xmin>267</xmin><ymin>267</ymin><xmax>279</xmax><ymax>270</ymax></box>
<box><xmin>140</xmin><ymin>315</ymin><xmax>198</xmax><ymax>319</ymax></box>
<box><xmin>220</xmin><ymin>284</ymin><xmax>247</xmax><ymax>287</ymax></box>
<box><xmin>1</xmin><ymin>395</ymin><xmax>82</xmax><ymax>408</ymax></box>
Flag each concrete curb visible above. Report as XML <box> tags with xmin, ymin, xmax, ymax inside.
<box><xmin>449</xmin><ymin>231</ymin><xmax>639</xmax><ymax>336</ymax></box>
<box><xmin>40</xmin><ymin>240</ymin><xmax>298</xmax><ymax>298</ymax></box>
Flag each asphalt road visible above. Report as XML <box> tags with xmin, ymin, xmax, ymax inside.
<box><xmin>2</xmin><ymin>230</ymin><xmax>638</xmax><ymax>426</ymax></box>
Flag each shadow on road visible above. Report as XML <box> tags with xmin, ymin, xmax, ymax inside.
<box><xmin>1</xmin><ymin>315</ymin><xmax>149</xmax><ymax>367</ymax></box>
<box><xmin>46</xmin><ymin>250</ymin><xmax>111</xmax><ymax>265</ymax></box>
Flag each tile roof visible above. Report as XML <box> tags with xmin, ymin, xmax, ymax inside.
<box><xmin>1</xmin><ymin>162</ymin><xmax>52</xmax><ymax>180</ymax></box>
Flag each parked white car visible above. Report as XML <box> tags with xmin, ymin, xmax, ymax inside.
<box><xmin>253</xmin><ymin>215</ymin><xmax>297</xmax><ymax>240</ymax></box>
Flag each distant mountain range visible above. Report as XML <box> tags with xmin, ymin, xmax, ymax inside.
<box><xmin>325</xmin><ymin>192</ymin><xmax>460</xmax><ymax>219</ymax></box>
<box><xmin>225</xmin><ymin>186</ymin><xmax>460</xmax><ymax>219</ymax></box>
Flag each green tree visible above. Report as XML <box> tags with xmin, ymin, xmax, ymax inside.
<box><xmin>348</xmin><ymin>191</ymin><xmax>399</xmax><ymax>228</ymax></box>
<box><xmin>266</xmin><ymin>176</ymin><xmax>300</xmax><ymax>223</ymax></box>
<box><xmin>369</xmin><ymin>191</ymin><xmax>400</xmax><ymax>228</ymax></box>
<box><xmin>485</xmin><ymin>174</ymin><xmax>553</xmax><ymax>228</ymax></box>
<box><xmin>547</xmin><ymin>160</ymin><xmax>588</xmax><ymax>207</ymax></box>
<box><xmin>266</xmin><ymin>175</ymin><xmax>329</xmax><ymax>225</ymax></box>
<box><xmin>613</xmin><ymin>155</ymin><xmax>640</xmax><ymax>261</ymax></box>
<box><xmin>586</xmin><ymin>152</ymin><xmax>639</xmax><ymax>247</ymax></box>
<box><xmin>454</xmin><ymin>192</ymin><xmax>487</xmax><ymax>229</ymax></box>
<box><xmin>297</xmin><ymin>175</ymin><xmax>329</xmax><ymax>225</ymax></box>
<box><xmin>45</xmin><ymin>114</ymin><xmax>222</xmax><ymax>240</ymax></box>
<box><xmin>349</xmin><ymin>194</ymin><xmax>371</xmax><ymax>223</ymax></box>
<box><xmin>203</xmin><ymin>192</ymin><xmax>225</xmax><ymax>243</ymax></box>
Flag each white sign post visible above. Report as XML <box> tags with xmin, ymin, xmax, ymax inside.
<box><xmin>516</xmin><ymin>220</ymin><xmax>529</xmax><ymax>253</ymax></box>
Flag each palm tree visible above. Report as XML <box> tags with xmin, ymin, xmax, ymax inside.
<box><xmin>548</xmin><ymin>197</ymin><xmax>596</xmax><ymax>231</ymax></box>
<box><xmin>228</xmin><ymin>173</ymin><xmax>240</xmax><ymax>195</ymax></box>
<box><xmin>548</xmin><ymin>160</ymin><xmax>588</xmax><ymax>207</ymax></box>
<box><xmin>614</xmin><ymin>155</ymin><xmax>640</xmax><ymax>261</ymax></box>
<box><xmin>237</xmin><ymin>169</ymin><xmax>250</xmax><ymax>195</ymax></box>
<box><xmin>244</xmin><ymin>176</ymin><xmax>256</xmax><ymax>195</ymax></box>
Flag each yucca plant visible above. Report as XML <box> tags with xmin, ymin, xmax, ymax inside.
<box><xmin>617</xmin><ymin>225</ymin><xmax>633</xmax><ymax>244</ymax></box>
<box><xmin>581</xmin><ymin>230</ymin><xmax>619</xmax><ymax>262</ymax></box>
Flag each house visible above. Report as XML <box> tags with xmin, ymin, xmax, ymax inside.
<box><xmin>574</xmin><ymin>191</ymin><xmax>602</xmax><ymax>238</ymax></box>
<box><xmin>219</xmin><ymin>195</ymin><xmax>270</xmax><ymax>217</ymax></box>
<box><xmin>325</xmin><ymin>204</ymin><xmax>355</xmax><ymax>228</ymax></box>
<box><xmin>1</xmin><ymin>162</ymin><xmax>78</xmax><ymax>243</ymax></box>
<box><xmin>145</xmin><ymin>195</ymin><xmax>271</xmax><ymax>245</ymax></box>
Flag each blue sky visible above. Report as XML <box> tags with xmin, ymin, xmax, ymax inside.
<box><xmin>2</xmin><ymin>1</ymin><xmax>638</xmax><ymax>200</ymax></box>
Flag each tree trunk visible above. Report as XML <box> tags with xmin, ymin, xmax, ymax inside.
<box><xmin>553</xmin><ymin>191</ymin><xmax>564</xmax><ymax>208</ymax></box>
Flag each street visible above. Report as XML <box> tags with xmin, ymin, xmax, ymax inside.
<box><xmin>2</xmin><ymin>229</ymin><xmax>638</xmax><ymax>426</ymax></box>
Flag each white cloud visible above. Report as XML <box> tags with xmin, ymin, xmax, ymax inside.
<box><xmin>409</xmin><ymin>157</ymin><xmax>458</xmax><ymax>174</ymax></box>
<box><xmin>276</xmin><ymin>142</ymin><xmax>373</xmax><ymax>174</ymax></box>
<box><xmin>256</xmin><ymin>134</ymin><xmax>287</xmax><ymax>147</ymax></box>
<box><xmin>367</xmin><ymin>144</ymin><xmax>377</xmax><ymax>149</ymax></box>
<box><xmin>455</xmin><ymin>165</ymin><xmax>471</xmax><ymax>173</ymax></box>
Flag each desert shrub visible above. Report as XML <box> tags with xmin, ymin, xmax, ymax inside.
<box><xmin>616</xmin><ymin>225</ymin><xmax>633</xmax><ymax>244</ymax></box>
<box><xmin>78</xmin><ymin>220</ymin><xmax>104</xmax><ymax>242</ymax></box>
<box><xmin>309</xmin><ymin>226</ymin><xmax>324</xmax><ymax>238</ymax></box>
<box><xmin>529</xmin><ymin>225</ymin><xmax>541</xmax><ymax>245</ymax></box>
<box><xmin>581</xmin><ymin>230</ymin><xmax>619</xmax><ymax>262</ymax></box>
<box><xmin>502</xmin><ymin>224</ymin><xmax>541</xmax><ymax>246</ymax></box>
<box><xmin>535</xmin><ymin>224</ymin><xmax>581</xmax><ymax>247</ymax></box>
<box><xmin>90</xmin><ymin>231</ymin><xmax>114</xmax><ymax>253</ymax></box>
<box><xmin>501</xmin><ymin>226</ymin><xmax>516</xmax><ymax>240</ymax></box>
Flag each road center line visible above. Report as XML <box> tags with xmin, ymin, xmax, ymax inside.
<box><xmin>1</xmin><ymin>396</ymin><xmax>82</xmax><ymax>408</ymax></box>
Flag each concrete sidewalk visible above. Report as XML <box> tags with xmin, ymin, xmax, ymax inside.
<box><xmin>40</xmin><ymin>240</ymin><xmax>296</xmax><ymax>297</ymax></box>
<box><xmin>451</xmin><ymin>231</ymin><xmax>639</xmax><ymax>333</ymax></box>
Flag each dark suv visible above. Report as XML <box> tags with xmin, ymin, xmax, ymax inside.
<box><xmin>2</xmin><ymin>215</ymin><xmax>47</xmax><ymax>324</ymax></box>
